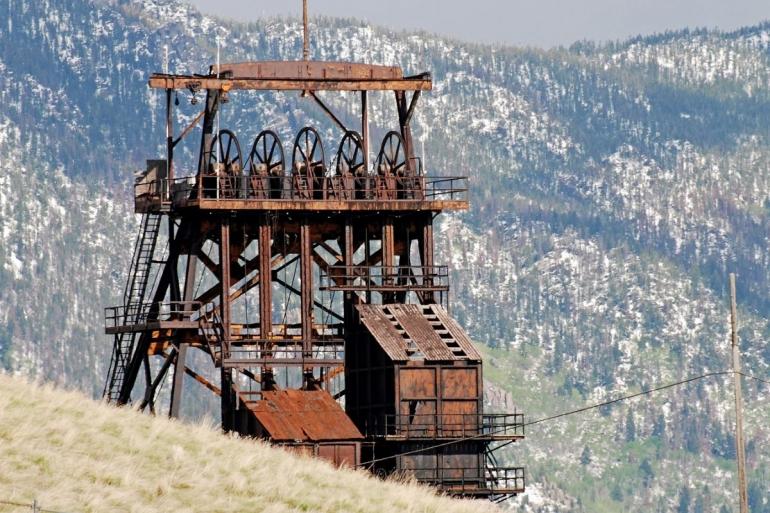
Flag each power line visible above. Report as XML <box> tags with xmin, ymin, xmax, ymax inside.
<box><xmin>740</xmin><ymin>371</ymin><xmax>770</xmax><ymax>386</ymax></box>
<box><xmin>524</xmin><ymin>370</ymin><xmax>730</xmax><ymax>428</ymax></box>
<box><xmin>358</xmin><ymin>370</ymin><xmax>729</xmax><ymax>468</ymax></box>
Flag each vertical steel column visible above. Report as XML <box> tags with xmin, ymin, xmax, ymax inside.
<box><xmin>382</xmin><ymin>218</ymin><xmax>395</xmax><ymax>268</ymax></box>
<box><xmin>197</xmin><ymin>90</ymin><xmax>221</xmax><ymax>175</ymax></box>
<box><xmin>168</xmin><ymin>343</ymin><xmax>188</xmax><ymax>418</ymax></box>
<box><xmin>395</xmin><ymin>91</ymin><xmax>415</xmax><ymax>167</ymax></box>
<box><xmin>166</xmin><ymin>88</ymin><xmax>174</xmax><ymax>184</ymax></box>
<box><xmin>382</xmin><ymin>218</ymin><xmax>395</xmax><ymax>303</ymax></box>
<box><xmin>220</xmin><ymin>219</ymin><xmax>232</xmax><ymax>348</ymax></box>
<box><xmin>259</xmin><ymin>219</ymin><xmax>273</xmax><ymax>388</ymax></box>
<box><xmin>220</xmin><ymin>218</ymin><xmax>233</xmax><ymax>429</ymax></box>
<box><xmin>421</xmin><ymin>213</ymin><xmax>436</xmax><ymax>304</ymax></box>
<box><xmin>259</xmin><ymin>220</ymin><xmax>273</xmax><ymax>337</ymax></box>
<box><xmin>361</xmin><ymin>91</ymin><xmax>369</xmax><ymax>171</ymax></box>
<box><xmin>300</xmin><ymin>219</ymin><xmax>314</xmax><ymax>387</ymax></box>
<box><xmin>168</xmin><ymin>239</ymin><xmax>200</xmax><ymax>418</ymax></box>
<box><xmin>343</xmin><ymin>218</ymin><xmax>355</xmax><ymax>328</ymax></box>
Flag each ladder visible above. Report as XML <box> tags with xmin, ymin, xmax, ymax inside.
<box><xmin>198</xmin><ymin>310</ymin><xmax>224</xmax><ymax>366</ymax></box>
<box><xmin>103</xmin><ymin>213</ymin><xmax>163</xmax><ymax>402</ymax></box>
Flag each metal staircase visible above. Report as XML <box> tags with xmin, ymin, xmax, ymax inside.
<box><xmin>198</xmin><ymin>310</ymin><xmax>224</xmax><ymax>366</ymax></box>
<box><xmin>103</xmin><ymin>213</ymin><xmax>163</xmax><ymax>402</ymax></box>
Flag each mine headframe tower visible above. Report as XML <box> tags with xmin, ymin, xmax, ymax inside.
<box><xmin>103</xmin><ymin>59</ymin><xmax>524</xmax><ymax>500</ymax></box>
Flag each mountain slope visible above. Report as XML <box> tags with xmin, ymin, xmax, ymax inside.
<box><xmin>0</xmin><ymin>373</ymin><xmax>492</xmax><ymax>513</ymax></box>
<box><xmin>1</xmin><ymin>1</ymin><xmax>769</xmax><ymax>511</ymax></box>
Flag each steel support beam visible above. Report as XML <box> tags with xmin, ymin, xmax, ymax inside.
<box><xmin>168</xmin><ymin>342</ymin><xmax>188</xmax><ymax>418</ymax></box>
<box><xmin>220</xmin><ymin>218</ymin><xmax>234</xmax><ymax>430</ymax></box>
<box><xmin>259</xmin><ymin>220</ymin><xmax>273</xmax><ymax>337</ymax></box>
<box><xmin>300</xmin><ymin>220</ymin><xmax>314</xmax><ymax>386</ymax></box>
<box><xmin>361</xmin><ymin>91</ymin><xmax>369</xmax><ymax>170</ymax></box>
<box><xmin>421</xmin><ymin>213</ymin><xmax>436</xmax><ymax>304</ymax></box>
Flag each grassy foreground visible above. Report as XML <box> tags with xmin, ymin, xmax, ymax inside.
<box><xmin>0</xmin><ymin>374</ymin><xmax>493</xmax><ymax>513</ymax></box>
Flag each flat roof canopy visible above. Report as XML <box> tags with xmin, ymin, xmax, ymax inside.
<box><xmin>148</xmin><ymin>60</ymin><xmax>432</xmax><ymax>91</ymax></box>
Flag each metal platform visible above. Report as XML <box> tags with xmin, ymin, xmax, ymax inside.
<box><xmin>135</xmin><ymin>175</ymin><xmax>468</xmax><ymax>214</ymax></box>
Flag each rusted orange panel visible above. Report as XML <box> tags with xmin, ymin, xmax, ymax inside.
<box><xmin>440</xmin><ymin>401</ymin><xmax>478</xmax><ymax>436</ymax></box>
<box><xmin>440</xmin><ymin>368</ymin><xmax>478</xmax><ymax>399</ymax></box>
<box><xmin>334</xmin><ymin>444</ymin><xmax>357</xmax><ymax>468</ymax></box>
<box><xmin>399</xmin><ymin>368</ymin><xmax>436</xmax><ymax>399</ymax></box>
<box><xmin>246</xmin><ymin>390</ymin><xmax>363</xmax><ymax>442</ymax></box>
<box><xmin>399</xmin><ymin>400</ymin><xmax>437</xmax><ymax>437</ymax></box>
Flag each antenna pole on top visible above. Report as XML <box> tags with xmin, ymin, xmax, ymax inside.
<box><xmin>302</xmin><ymin>0</ymin><xmax>309</xmax><ymax>60</ymax></box>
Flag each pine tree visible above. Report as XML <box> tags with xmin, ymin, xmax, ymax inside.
<box><xmin>580</xmin><ymin>445</ymin><xmax>591</xmax><ymax>466</ymax></box>
<box><xmin>625</xmin><ymin>410</ymin><xmax>636</xmax><ymax>442</ymax></box>
<box><xmin>652</xmin><ymin>413</ymin><xmax>666</xmax><ymax>438</ymax></box>
<box><xmin>639</xmin><ymin>458</ymin><xmax>654</xmax><ymax>488</ymax></box>
<box><xmin>678</xmin><ymin>487</ymin><xmax>691</xmax><ymax>513</ymax></box>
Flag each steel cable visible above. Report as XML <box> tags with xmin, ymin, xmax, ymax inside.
<box><xmin>357</xmin><ymin>370</ymin><xmax>732</xmax><ymax>468</ymax></box>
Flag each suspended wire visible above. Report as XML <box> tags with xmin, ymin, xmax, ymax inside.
<box><xmin>357</xmin><ymin>370</ymin><xmax>731</xmax><ymax>469</ymax></box>
<box><xmin>523</xmin><ymin>370</ymin><xmax>730</xmax><ymax>428</ymax></box>
<box><xmin>740</xmin><ymin>371</ymin><xmax>770</xmax><ymax>386</ymax></box>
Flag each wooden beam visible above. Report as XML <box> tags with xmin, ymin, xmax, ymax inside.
<box><xmin>149</xmin><ymin>77</ymin><xmax>432</xmax><ymax>92</ymax></box>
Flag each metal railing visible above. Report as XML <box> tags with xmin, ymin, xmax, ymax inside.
<box><xmin>363</xmin><ymin>413</ymin><xmax>525</xmax><ymax>439</ymax></box>
<box><xmin>224</xmin><ymin>340</ymin><xmax>345</xmax><ymax>366</ymax></box>
<box><xmin>104</xmin><ymin>301</ymin><xmax>202</xmax><ymax>329</ymax></box>
<box><xmin>485</xmin><ymin>467</ymin><xmax>526</xmax><ymax>494</ymax></box>
<box><xmin>402</xmin><ymin>465</ymin><xmax>525</xmax><ymax>494</ymax></box>
<box><xmin>320</xmin><ymin>265</ymin><xmax>449</xmax><ymax>292</ymax></box>
<box><xmin>135</xmin><ymin>174</ymin><xmax>468</xmax><ymax>205</ymax></box>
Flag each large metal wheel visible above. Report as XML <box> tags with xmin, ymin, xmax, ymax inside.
<box><xmin>376</xmin><ymin>131</ymin><xmax>407</xmax><ymax>177</ymax></box>
<box><xmin>292</xmin><ymin>127</ymin><xmax>326</xmax><ymax>199</ymax></box>
<box><xmin>247</xmin><ymin>130</ymin><xmax>285</xmax><ymax>199</ymax></box>
<box><xmin>335</xmin><ymin>131</ymin><xmax>365</xmax><ymax>176</ymax></box>
<box><xmin>209</xmin><ymin>129</ymin><xmax>243</xmax><ymax>173</ymax></box>
<box><xmin>207</xmin><ymin>129</ymin><xmax>242</xmax><ymax>198</ymax></box>
<box><xmin>248</xmin><ymin>130</ymin><xmax>285</xmax><ymax>176</ymax></box>
<box><xmin>334</xmin><ymin>131</ymin><xmax>364</xmax><ymax>200</ymax></box>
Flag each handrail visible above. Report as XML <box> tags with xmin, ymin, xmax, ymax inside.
<box><xmin>320</xmin><ymin>265</ymin><xmax>450</xmax><ymax>292</ymax></box>
<box><xmin>362</xmin><ymin>412</ymin><xmax>525</xmax><ymax>439</ymax></box>
<box><xmin>401</xmin><ymin>464</ymin><xmax>525</xmax><ymax>493</ymax></box>
<box><xmin>104</xmin><ymin>301</ymin><xmax>203</xmax><ymax>328</ymax></box>
<box><xmin>135</xmin><ymin>175</ymin><xmax>468</xmax><ymax>205</ymax></box>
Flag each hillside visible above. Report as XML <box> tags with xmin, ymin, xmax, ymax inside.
<box><xmin>0</xmin><ymin>0</ymin><xmax>770</xmax><ymax>511</ymax></box>
<box><xmin>0</xmin><ymin>373</ymin><xmax>492</xmax><ymax>513</ymax></box>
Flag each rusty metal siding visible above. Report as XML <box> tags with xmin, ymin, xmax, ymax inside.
<box><xmin>357</xmin><ymin>304</ymin><xmax>409</xmax><ymax>361</ymax></box>
<box><xmin>249</xmin><ymin>390</ymin><xmax>363</xmax><ymax>442</ymax></box>
<box><xmin>428</xmin><ymin>305</ymin><xmax>482</xmax><ymax>361</ymax></box>
<box><xmin>356</xmin><ymin>304</ymin><xmax>482</xmax><ymax>363</ymax></box>
<box><xmin>389</xmin><ymin>304</ymin><xmax>456</xmax><ymax>360</ymax></box>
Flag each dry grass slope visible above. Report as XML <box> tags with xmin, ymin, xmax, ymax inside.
<box><xmin>0</xmin><ymin>374</ymin><xmax>494</xmax><ymax>513</ymax></box>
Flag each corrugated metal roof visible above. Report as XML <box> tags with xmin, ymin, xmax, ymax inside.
<box><xmin>245</xmin><ymin>390</ymin><xmax>364</xmax><ymax>442</ymax></box>
<box><xmin>356</xmin><ymin>304</ymin><xmax>482</xmax><ymax>362</ymax></box>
